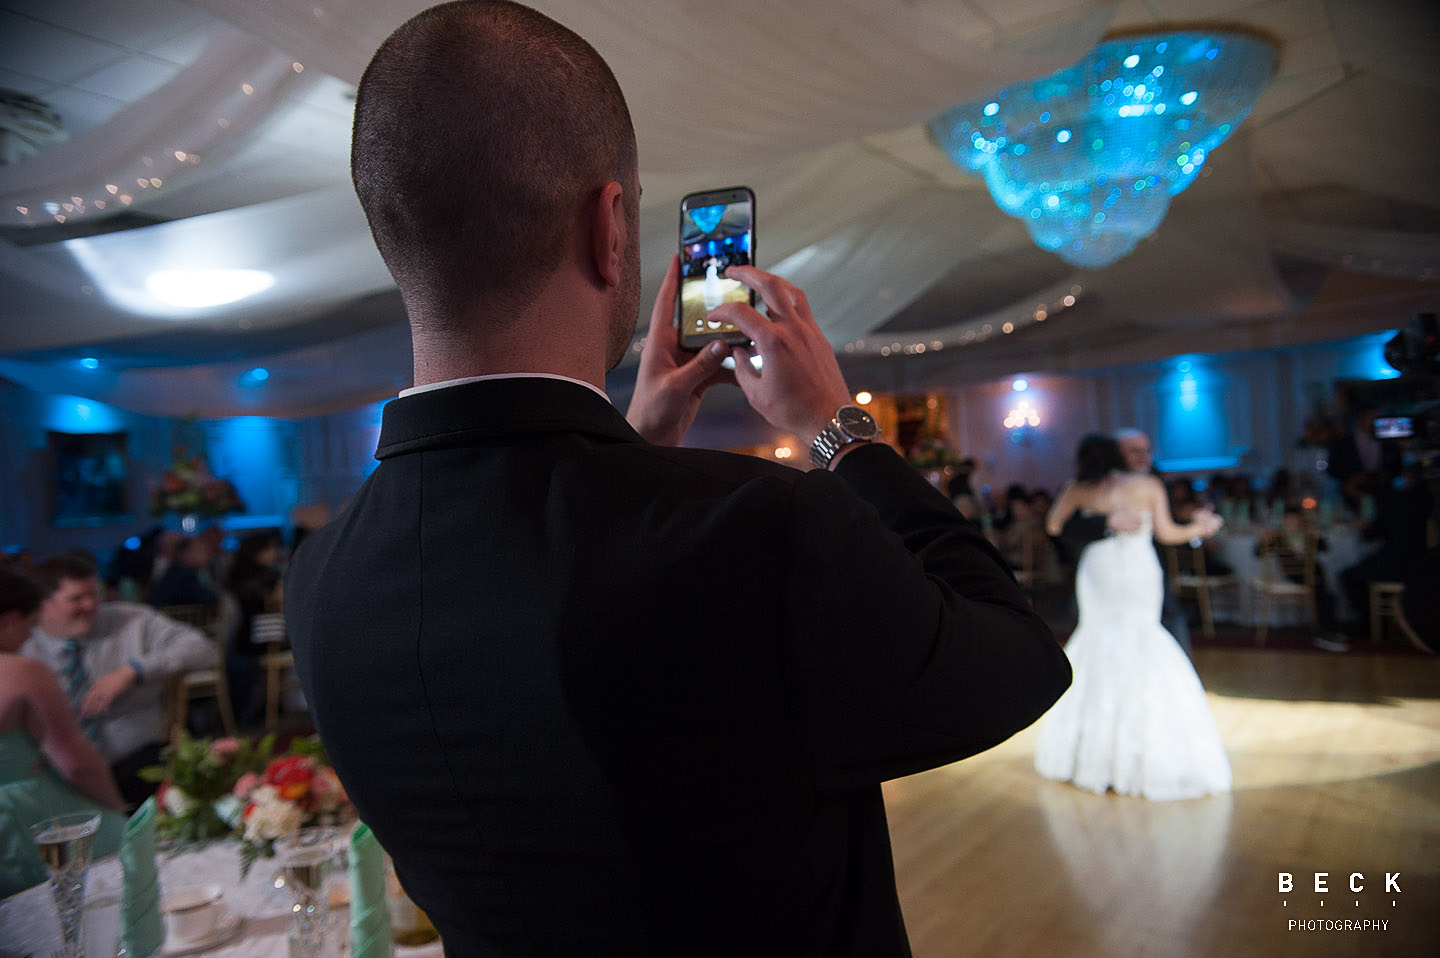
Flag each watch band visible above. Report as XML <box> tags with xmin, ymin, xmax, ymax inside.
<box><xmin>809</xmin><ymin>421</ymin><xmax>849</xmax><ymax>469</ymax></box>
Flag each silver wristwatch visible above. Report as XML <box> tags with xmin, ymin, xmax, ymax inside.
<box><xmin>809</xmin><ymin>405</ymin><xmax>879</xmax><ymax>469</ymax></box>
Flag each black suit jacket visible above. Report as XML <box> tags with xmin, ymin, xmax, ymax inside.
<box><xmin>286</xmin><ymin>378</ymin><xmax>1069</xmax><ymax>956</ymax></box>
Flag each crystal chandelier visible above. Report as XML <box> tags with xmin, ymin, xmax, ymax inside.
<box><xmin>929</xmin><ymin>31</ymin><xmax>1276</xmax><ymax>268</ymax></box>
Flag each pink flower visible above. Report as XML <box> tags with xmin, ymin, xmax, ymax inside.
<box><xmin>210</xmin><ymin>738</ymin><xmax>241</xmax><ymax>760</ymax></box>
<box><xmin>233</xmin><ymin>771</ymin><xmax>261</xmax><ymax>800</ymax></box>
<box><xmin>310</xmin><ymin>767</ymin><xmax>348</xmax><ymax>812</ymax></box>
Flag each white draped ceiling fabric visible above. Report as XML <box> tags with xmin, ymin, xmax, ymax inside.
<box><xmin>0</xmin><ymin>0</ymin><xmax>1436</xmax><ymax>417</ymax></box>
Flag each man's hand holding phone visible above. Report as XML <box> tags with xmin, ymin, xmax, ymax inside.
<box><xmin>626</xmin><ymin>255</ymin><xmax>736</xmax><ymax>446</ymax></box>
<box><xmin>708</xmin><ymin>265</ymin><xmax>852</xmax><ymax>450</ymax></box>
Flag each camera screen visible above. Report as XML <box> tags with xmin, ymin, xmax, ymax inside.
<box><xmin>1373</xmin><ymin>416</ymin><xmax>1413</xmax><ymax>439</ymax></box>
<box><xmin>679</xmin><ymin>197</ymin><xmax>753</xmax><ymax>339</ymax></box>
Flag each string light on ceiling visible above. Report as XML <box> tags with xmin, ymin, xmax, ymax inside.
<box><xmin>841</xmin><ymin>284</ymin><xmax>1084</xmax><ymax>357</ymax></box>
<box><xmin>929</xmin><ymin>30</ymin><xmax>1276</xmax><ymax>268</ymax></box>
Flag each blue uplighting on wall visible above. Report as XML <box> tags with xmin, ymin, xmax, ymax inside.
<box><xmin>45</xmin><ymin>394</ymin><xmax>122</xmax><ymax>433</ymax></box>
<box><xmin>929</xmin><ymin>31</ymin><xmax>1276</xmax><ymax>267</ymax></box>
<box><xmin>79</xmin><ymin>357</ymin><xmax>100</xmax><ymax>370</ymax></box>
<box><xmin>238</xmin><ymin>366</ymin><xmax>271</xmax><ymax>387</ymax></box>
<box><xmin>1340</xmin><ymin>330</ymin><xmax>1402</xmax><ymax>380</ymax></box>
<box><xmin>1012</xmin><ymin>378</ymin><xmax>1029</xmax><ymax>392</ymax></box>
<box><xmin>210</xmin><ymin>417</ymin><xmax>287</xmax><ymax>517</ymax></box>
<box><xmin>1154</xmin><ymin>356</ymin><xmax>1237</xmax><ymax>471</ymax></box>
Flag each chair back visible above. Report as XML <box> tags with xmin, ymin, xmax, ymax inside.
<box><xmin>1255</xmin><ymin>529</ymin><xmax>1318</xmax><ymax>588</ymax></box>
<box><xmin>157</xmin><ymin>603</ymin><xmax>217</xmax><ymax>634</ymax></box>
<box><xmin>251</xmin><ymin>612</ymin><xmax>288</xmax><ymax>646</ymax></box>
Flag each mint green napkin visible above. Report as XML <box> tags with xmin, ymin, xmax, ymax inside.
<box><xmin>349</xmin><ymin>823</ymin><xmax>392</xmax><ymax>958</ymax></box>
<box><xmin>119</xmin><ymin>798</ymin><xmax>165</xmax><ymax>958</ymax></box>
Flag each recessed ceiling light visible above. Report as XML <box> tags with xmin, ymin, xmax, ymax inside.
<box><xmin>145</xmin><ymin>269</ymin><xmax>274</xmax><ymax>308</ymax></box>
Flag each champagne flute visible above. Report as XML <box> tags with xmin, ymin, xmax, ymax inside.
<box><xmin>31</xmin><ymin>812</ymin><xmax>102</xmax><ymax>958</ymax></box>
<box><xmin>275</xmin><ymin>827</ymin><xmax>336</xmax><ymax>955</ymax></box>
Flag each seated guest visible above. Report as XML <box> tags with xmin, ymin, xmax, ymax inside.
<box><xmin>1029</xmin><ymin>488</ymin><xmax>1053</xmax><ymax>522</ymax></box>
<box><xmin>21</xmin><ymin>554</ymin><xmax>213</xmax><ymax>807</ymax></box>
<box><xmin>1168</xmin><ymin>478</ymin><xmax>1200</xmax><ymax>522</ymax></box>
<box><xmin>1224</xmin><ymin>475</ymin><xmax>1258</xmax><ymax>523</ymax></box>
<box><xmin>1265</xmin><ymin>468</ymin><xmax>1297</xmax><ymax>513</ymax></box>
<box><xmin>995</xmin><ymin>488</ymin><xmax>1038</xmax><ymax>572</ymax></box>
<box><xmin>147</xmin><ymin>536</ymin><xmax>220</xmax><ymax>609</ymax></box>
<box><xmin>0</xmin><ymin>568</ymin><xmax>125</xmax><ymax>896</ymax></box>
<box><xmin>991</xmin><ymin>483</ymin><xmax>1030</xmax><ymax>532</ymax></box>
<box><xmin>222</xmin><ymin>531</ymin><xmax>284</xmax><ymax>724</ymax></box>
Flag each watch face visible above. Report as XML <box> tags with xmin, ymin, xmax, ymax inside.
<box><xmin>837</xmin><ymin>405</ymin><xmax>878</xmax><ymax>439</ymax></box>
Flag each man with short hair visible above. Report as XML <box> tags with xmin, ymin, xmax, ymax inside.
<box><xmin>20</xmin><ymin>554</ymin><xmax>213</xmax><ymax>805</ymax></box>
<box><xmin>286</xmin><ymin>3</ymin><xmax>1070</xmax><ymax>954</ymax></box>
<box><xmin>1115</xmin><ymin>427</ymin><xmax>1154</xmax><ymax>477</ymax></box>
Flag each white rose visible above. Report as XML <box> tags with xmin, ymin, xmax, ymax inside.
<box><xmin>163</xmin><ymin>785</ymin><xmax>196</xmax><ymax>817</ymax></box>
<box><xmin>243</xmin><ymin>787</ymin><xmax>306</xmax><ymax>842</ymax></box>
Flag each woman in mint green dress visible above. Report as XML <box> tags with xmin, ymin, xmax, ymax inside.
<box><xmin>0</xmin><ymin>567</ymin><xmax>126</xmax><ymax>897</ymax></box>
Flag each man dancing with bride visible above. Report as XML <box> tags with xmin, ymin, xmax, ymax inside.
<box><xmin>1035</xmin><ymin>434</ymin><xmax>1233</xmax><ymax>801</ymax></box>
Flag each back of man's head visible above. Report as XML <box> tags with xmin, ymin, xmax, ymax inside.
<box><xmin>352</xmin><ymin>0</ymin><xmax>638</xmax><ymax>328</ymax></box>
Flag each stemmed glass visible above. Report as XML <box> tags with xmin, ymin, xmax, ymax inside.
<box><xmin>274</xmin><ymin>827</ymin><xmax>337</xmax><ymax>955</ymax></box>
<box><xmin>30</xmin><ymin>812</ymin><xmax>102</xmax><ymax>958</ymax></box>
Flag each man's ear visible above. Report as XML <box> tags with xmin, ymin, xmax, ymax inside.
<box><xmin>589</xmin><ymin>180</ymin><xmax>626</xmax><ymax>289</ymax></box>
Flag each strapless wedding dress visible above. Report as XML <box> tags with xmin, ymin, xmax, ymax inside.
<box><xmin>1034</xmin><ymin>513</ymin><xmax>1232</xmax><ymax>800</ymax></box>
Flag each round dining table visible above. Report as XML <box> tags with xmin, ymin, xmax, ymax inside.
<box><xmin>0</xmin><ymin>838</ymin><xmax>443</xmax><ymax>957</ymax></box>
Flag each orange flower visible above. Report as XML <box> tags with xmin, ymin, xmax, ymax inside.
<box><xmin>263</xmin><ymin>755</ymin><xmax>316</xmax><ymax>804</ymax></box>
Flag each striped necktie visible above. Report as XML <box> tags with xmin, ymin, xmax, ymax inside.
<box><xmin>61</xmin><ymin>639</ymin><xmax>101</xmax><ymax>741</ymax></box>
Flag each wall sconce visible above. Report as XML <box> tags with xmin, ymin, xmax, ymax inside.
<box><xmin>1004</xmin><ymin>400</ymin><xmax>1040</xmax><ymax>430</ymax></box>
<box><xmin>1004</xmin><ymin>400</ymin><xmax>1041</xmax><ymax>443</ymax></box>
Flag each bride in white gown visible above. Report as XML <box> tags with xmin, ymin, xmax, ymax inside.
<box><xmin>1035</xmin><ymin>435</ymin><xmax>1232</xmax><ymax>801</ymax></box>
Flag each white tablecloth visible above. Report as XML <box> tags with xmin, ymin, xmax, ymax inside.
<box><xmin>0</xmin><ymin>839</ymin><xmax>443</xmax><ymax>957</ymax></box>
<box><xmin>1209</xmin><ymin>523</ymin><xmax>1378</xmax><ymax>628</ymax></box>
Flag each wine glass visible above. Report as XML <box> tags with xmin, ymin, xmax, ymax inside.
<box><xmin>31</xmin><ymin>812</ymin><xmax>102</xmax><ymax>958</ymax></box>
<box><xmin>274</xmin><ymin>827</ymin><xmax>337</xmax><ymax>955</ymax></box>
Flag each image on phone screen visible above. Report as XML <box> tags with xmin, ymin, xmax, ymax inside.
<box><xmin>678</xmin><ymin>188</ymin><xmax>754</xmax><ymax>348</ymax></box>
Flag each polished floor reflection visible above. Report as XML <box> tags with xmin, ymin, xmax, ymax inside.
<box><xmin>883</xmin><ymin>647</ymin><xmax>1440</xmax><ymax>957</ymax></box>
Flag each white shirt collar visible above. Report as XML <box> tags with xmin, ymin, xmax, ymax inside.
<box><xmin>399</xmin><ymin>372</ymin><xmax>610</xmax><ymax>404</ymax></box>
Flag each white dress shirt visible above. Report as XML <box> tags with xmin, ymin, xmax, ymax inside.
<box><xmin>399</xmin><ymin>372</ymin><xmax>611</xmax><ymax>403</ymax></box>
<box><xmin>21</xmin><ymin>603</ymin><xmax>216</xmax><ymax>763</ymax></box>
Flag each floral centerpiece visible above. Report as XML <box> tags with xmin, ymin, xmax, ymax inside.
<box><xmin>150</xmin><ymin>446</ymin><xmax>245</xmax><ymax>518</ymax></box>
<box><xmin>139</xmin><ymin>732</ymin><xmax>275</xmax><ymax>844</ymax></box>
<box><xmin>234</xmin><ymin>735</ymin><xmax>353</xmax><ymax>875</ymax></box>
<box><xmin>141</xmin><ymin>732</ymin><xmax>354</xmax><ymax>875</ymax></box>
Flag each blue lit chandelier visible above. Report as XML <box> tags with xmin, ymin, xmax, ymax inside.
<box><xmin>929</xmin><ymin>31</ymin><xmax>1276</xmax><ymax>268</ymax></box>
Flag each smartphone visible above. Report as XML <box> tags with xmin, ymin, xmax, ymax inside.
<box><xmin>677</xmin><ymin>186</ymin><xmax>755</xmax><ymax>351</ymax></box>
<box><xmin>1373</xmin><ymin>416</ymin><xmax>1413</xmax><ymax>440</ymax></box>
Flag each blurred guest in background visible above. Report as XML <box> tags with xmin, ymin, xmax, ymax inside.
<box><xmin>0</xmin><ymin>567</ymin><xmax>125</xmax><ymax>896</ymax></box>
<box><xmin>21</xmin><ymin>554</ymin><xmax>213</xmax><ymax>806</ymax></box>
<box><xmin>147</xmin><ymin>536</ymin><xmax>220</xmax><ymax>609</ymax></box>
<box><xmin>1327</xmin><ymin>406</ymin><xmax>1402</xmax><ymax>508</ymax></box>
<box><xmin>222</xmin><ymin>531</ymin><xmax>284</xmax><ymax>725</ymax></box>
<box><xmin>1340</xmin><ymin>464</ymin><xmax>1432</xmax><ymax>633</ymax></box>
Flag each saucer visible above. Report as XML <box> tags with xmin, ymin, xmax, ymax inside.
<box><xmin>159</xmin><ymin>914</ymin><xmax>244</xmax><ymax>956</ymax></box>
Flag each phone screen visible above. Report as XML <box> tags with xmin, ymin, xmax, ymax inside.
<box><xmin>1373</xmin><ymin>416</ymin><xmax>1413</xmax><ymax>439</ymax></box>
<box><xmin>678</xmin><ymin>187</ymin><xmax>754</xmax><ymax>349</ymax></box>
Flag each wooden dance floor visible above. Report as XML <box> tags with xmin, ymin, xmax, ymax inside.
<box><xmin>882</xmin><ymin>646</ymin><xmax>1440</xmax><ymax>957</ymax></box>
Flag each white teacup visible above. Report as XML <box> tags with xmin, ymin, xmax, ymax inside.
<box><xmin>162</xmin><ymin>883</ymin><xmax>225</xmax><ymax>942</ymax></box>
